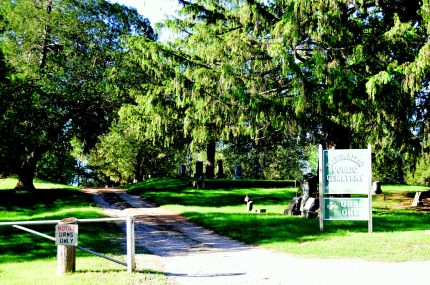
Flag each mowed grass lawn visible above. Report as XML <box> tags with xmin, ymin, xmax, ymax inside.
<box><xmin>0</xmin><ymin>177</ymin><xmax>167</xmax><ymax>285</ymax></box>
<box><xmin>127</xmin><ymin>178</ymin><xmax>430</xmax><ymax>262</ymax></box>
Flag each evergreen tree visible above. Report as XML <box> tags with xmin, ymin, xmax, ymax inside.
<box><xmin>128</xmin><ymin>0</ymin><xmax>429</xmax><ymax>180</ymax></box>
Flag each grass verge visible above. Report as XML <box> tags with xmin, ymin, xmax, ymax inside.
<box><xmin>0</xmin><ymin>178</ymin><xmax>167</xmax><ymax>285</ymax></box>
<box><xmin>127</xmin><ymin>178</ymin><xmax>430</xmax><ymax>262</ymax></box>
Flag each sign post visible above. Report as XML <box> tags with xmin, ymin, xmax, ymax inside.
<box><xmin>319</xmin><ymin>145</ymin><xmax>372</xmax><ymax>232</ymax></box>
<box><xmin>56</xmin><ymin>217</ymin><xmax>78</xmax><ymax>275</ymax></box>
<box><xmin>319</xmin><ymin>145</ymin><xmax>324</xmax><ymax>232</ymax></box>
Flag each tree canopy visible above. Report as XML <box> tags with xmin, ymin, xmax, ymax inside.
<box><xmin>0</xmin><ymin>0</ymin><xmax>155</xmax><ymax>189</ymax></box>
<box><xmin>2</xmin><ymin>0</ymin><xmax>430</xmax><ymax>186</ymax></box>
<box><xmin>122</xmin><ymin>0</ymin><xmax>430</xmax><ymax>182</ymax></box>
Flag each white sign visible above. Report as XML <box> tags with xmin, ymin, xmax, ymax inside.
<box><xmin>319</xmin><ymin>145</ymin><xmax>373</xmax><ymax>233</ymax></box>
<box><xmin>322</xmin><ymin>149</ymin><xmax>371</xmax><ymax>194</ymax></box>
<box><xmin>55</xmin><ymin>224</ymin><xmax>78</xmax><ymax>246</ymax></box>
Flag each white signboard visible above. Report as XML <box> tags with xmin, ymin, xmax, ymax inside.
<box><xmin>322</xmin><ymin>149</ymin><xmax>371</xmax><ymax>194</ymax></box>
<box><xmin>319</xmin><ymin>145</ymin><xmax>373</xmax><ymax>233</ymax></box>
<box><xmin>55</xmin><ymin>224</ymin><xmax>78</xmax><ymax>246</ymax></box>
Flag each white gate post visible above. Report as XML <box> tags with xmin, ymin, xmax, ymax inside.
<box><xmin>126</xmin><ymin>215</ymin><xmax>136</xmax><ymax>272</ymax></box>
<box><xmin>319</xmin><ymin>144</ymin><xmax>324</xmax><ymax>232</ymax></box>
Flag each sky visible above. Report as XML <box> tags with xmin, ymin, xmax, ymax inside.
<box><xmin>109</xmin><ymin>0</ymin><xmax>180</xmax><ymax>40</ymax></box>
<box><xmin>109</xmin><ymin>0</ymin><xmax>179</xmax><ymax>24</ymax></box>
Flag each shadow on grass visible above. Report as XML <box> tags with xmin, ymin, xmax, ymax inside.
<box><xmin>0</xmin><ymin>188</ymin><xmax>126</xmax><ymax>264</ymax></box>
<box><xmin>128</xmin><ymin>178</ymin><xmax>430</xmax><ymax>245</ymax></box>
<box><xmin>0</xmin><ymin>188</ymin><xmax>91</xmax><ymax>212</ymax></box>
<box><xmin>0</xmin><ymin>226</ymin><xmax>57</xmax><ymax>263</ymax></box>
<box><xmin>126</xmin><ymin>178</ymin><xmax>191</xmax><ymax>192</ymax></box>
<box><xmin>0</xmin><ymin>222</ymin><xmax>125</xmax><ymax>264</ymax></box>
<box><xmin>75</xmin><ymin>269</ymin><xmax>163</xmax><ymax>275</ymax></box>
<box><xmin>129</xmin><ymin>186</ymin><xmax>298</xmax><ymax>208</ymax></box>
<box><xmin>181</xmin><ymin>209</ymin><xmax>430</xmax><ymax>247</ymax></box>
<box><xmin>182</xmin><ymin>211</ymin><xmax>322</xmax><ymax>245</ymax></box>
<box><xmin>373</xmin><ymin>209</ymin><xmax>430</xmax><ymax>232</ymax></box>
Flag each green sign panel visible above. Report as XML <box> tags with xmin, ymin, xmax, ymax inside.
<box><xmin>324</xmin><ymin>198</ymin><xmax>369</xmax><ymax>220</ymax></box>
<box><xmin>323</xmin><ymin>149</ymin><xmax>371</xmax><ymax>194</ymax></box>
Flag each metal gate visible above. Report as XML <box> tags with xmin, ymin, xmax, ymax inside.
<box><xmin>0</xmin><ymin>216</ymin><xmax>136</xmax><ymax>272</ymax></box>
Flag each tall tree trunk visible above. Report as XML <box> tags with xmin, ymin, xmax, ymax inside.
<box><xmin>322</xmin><ymin>121</ymin><xmax>353</xmax><ymax>149</ymax></box>
<box><xmin>134</xmin><ymin>150</ymin><xmax>145</xmax><ymax>182</ymax></box>
<box><xmin>205</xmin><ymin>140</ymin><xmax>216</xmax><ymax>178</ymax></box>
<box><xmin>15</xmin><ymin>152</ymin><xmax>40</xmax><ymax>190</ymax></box>
<box><xmin>40</xmin><ymin>0</ymin><xmax>53</xmax><ymax>70</ymax></box>
<box><xmin>397</xmin><ymin>155</ymin><xmax>404</xmax><ymax>184</ymax></box>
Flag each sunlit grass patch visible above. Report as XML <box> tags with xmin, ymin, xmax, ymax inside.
<box><xmin>0</xmin><ymin>177</ymin><xmax>20</xmax><ymax>190</ymax></box>
<box><xmin>0</xmin><ymin>177</ymin><xmax>168</xmax><ymax>284</ymax></box>
<box><xmin>130</xmin><ymin>178</ymin><xmax>430</xmax><ymax>262</ymax></box>
<box><xmin>0</xmin><ymin>256</ymin><xmax>167</xmax><ymax>285</ymax></box>
<box><xmin>0</xmin><ymin>177</ymin><xmax>79</xmax><ymax>190</ymax></box>
<box><xmin>265</xmin><ymin>230</ymin><xmax>430</xmax><ymax>261</ymax></box>
<box><xmin>380</xmin><ymin>184</ymin><xmax>430</xmax><ymax>194</ymax></box>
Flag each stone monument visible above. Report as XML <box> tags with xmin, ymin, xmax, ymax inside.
<box><xmin>216</xmin><ymin>160</ymin><xmax>226</xmax><ymax>178</ymax></box>
<box><xmin>233</xmin><ymin>164</ymin><xmax>243</xmax><ymax>179</ymax></box>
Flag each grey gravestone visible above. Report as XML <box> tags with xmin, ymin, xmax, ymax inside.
<box><xmin>244</xmin><ymin>195</ymin><xmax>253</xmax><ymax>211</ymax></box>
<box><xmin>299</xmin><ymin>173</ymin><xmax>318</xmax><ymax>217</ymax></box>
<box><xmin>195</xmin><ymin>161</ymin><xmax>204</xmax><ymax>177</ymax></box>
<box><xmin>180</xmin><ymin>164</ymin><xmax>187</xmax><ymax>177</ymax></box>
<box><xmin>246</xmin><ymin>201</ymin><xmax>254</xmax><ymax>212</ymax></box>
<box><xmin>233</xmin><ymin>164</ymin><xmax>243</xmax><ymax>179</ymax></box>
<box><xmin>373</xmin><ymin>181</ymin><xmax>382</xmax><ymax>194</ymax></box>
<box><xmin>302</xmin><ymin>197</ymin><xmax>318</xmax><ymax>218</ymax></box>
<box><xmin>285</xmin><ymin>197</ymin><xmax>301</xmax><ymax>215</ymax></box>
<box><xmin>193</xmin><ymin>161</ymin><xmax>204</xmax><ymax>188</ymax></box>
<box><xmin>303</xmin><ymin>197</ymin><xmax>315</xmax><ymax>211</ymax></box>
<box><xmin>205</xmin><ymin>162</ymin><xmax>215</xmax><ymax>179</ymax></box>
<box><xmin>412</xmin><ymin>192</ymin><xmax>423</xmax><ymax>206</ymax></box>
<box><xmin>194</xmin><ymin>175</ymin><xmax>205</xmax><ymax>189</ymax></box>
<box><xmin>216</xmin><ymin>160</ymin><xmax>226</xmax><ymax>178</ymax></box>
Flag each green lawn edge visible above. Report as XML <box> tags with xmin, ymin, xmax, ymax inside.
<box><xmin>127</xmin><ymin>178</ymin><xmax>430</xmax><ymax>262</ymax></box>
<box><xmin>0</xmin><ymin>178</ymin><xmax>168</xmax><ymax>285</ymax></box>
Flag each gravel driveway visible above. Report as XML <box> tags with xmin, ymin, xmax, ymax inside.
<box><xmin>83</xmin><ymin>188</ymin><xmax>430</xmax><ymax>285</ymax></box>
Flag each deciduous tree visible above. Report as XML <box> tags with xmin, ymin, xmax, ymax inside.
<box><xmin>0</xmin><ymin>0</ymin><xmax>155</xmax><ymax>189</ymax></box>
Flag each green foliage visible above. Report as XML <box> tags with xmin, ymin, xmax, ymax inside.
<box><xmin>219</xmin><ymin>138</ymin><xmax>314</xmax><ymax>180</ymax></box>
<box><xmin>405</xmin><ymin>153</ymin><xmax>430</xmax><ymax>186</ymax></box>
<box><xmin>0</xmin><ymin>0</ymin><xmax>155</xmax><ymax>189</ymax></box>
<box><xmin>128</xmin><ymin>0</ymin><xmax>296</xmax><ymax>149</ymax></box>
<box><xmin>2</xmin><ymin>0</ymin><xmax>430</xmax><ymax>186</ymax></box>
<box><xmin>36</xmin><ymin>148</ymin><xmax>78</xmax><ymax>185</ymax></box>
<box><xmin>124</xmin><ymin>0</ymin><xmax>430</xmax><ymax>181</ymax></box>
<box><xmin>89</xmin><ymin>112</ymin><xmax>188</xmax><ymax>185</ymax></box>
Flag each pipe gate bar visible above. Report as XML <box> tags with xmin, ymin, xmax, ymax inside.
<box><xmin>0</xmin><ymin>216</ymin><xmax>136</xmax><ymax>273</ymax></box>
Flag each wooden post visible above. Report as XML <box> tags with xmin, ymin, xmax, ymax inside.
<box><xmin>57</xmin><ymin>217</ymin><xmax>77</xmax><ymax>276</ymax></box>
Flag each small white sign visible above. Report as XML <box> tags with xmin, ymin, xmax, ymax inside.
<box><xmin>55</xmin><ymin>224</ymin><xmax>78</xmax><ymax>246</ymax></box>
<box><xmin>323</xmin><ymin>149</ymin><xmax>371</xmax><ymax>194</ymax></box>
